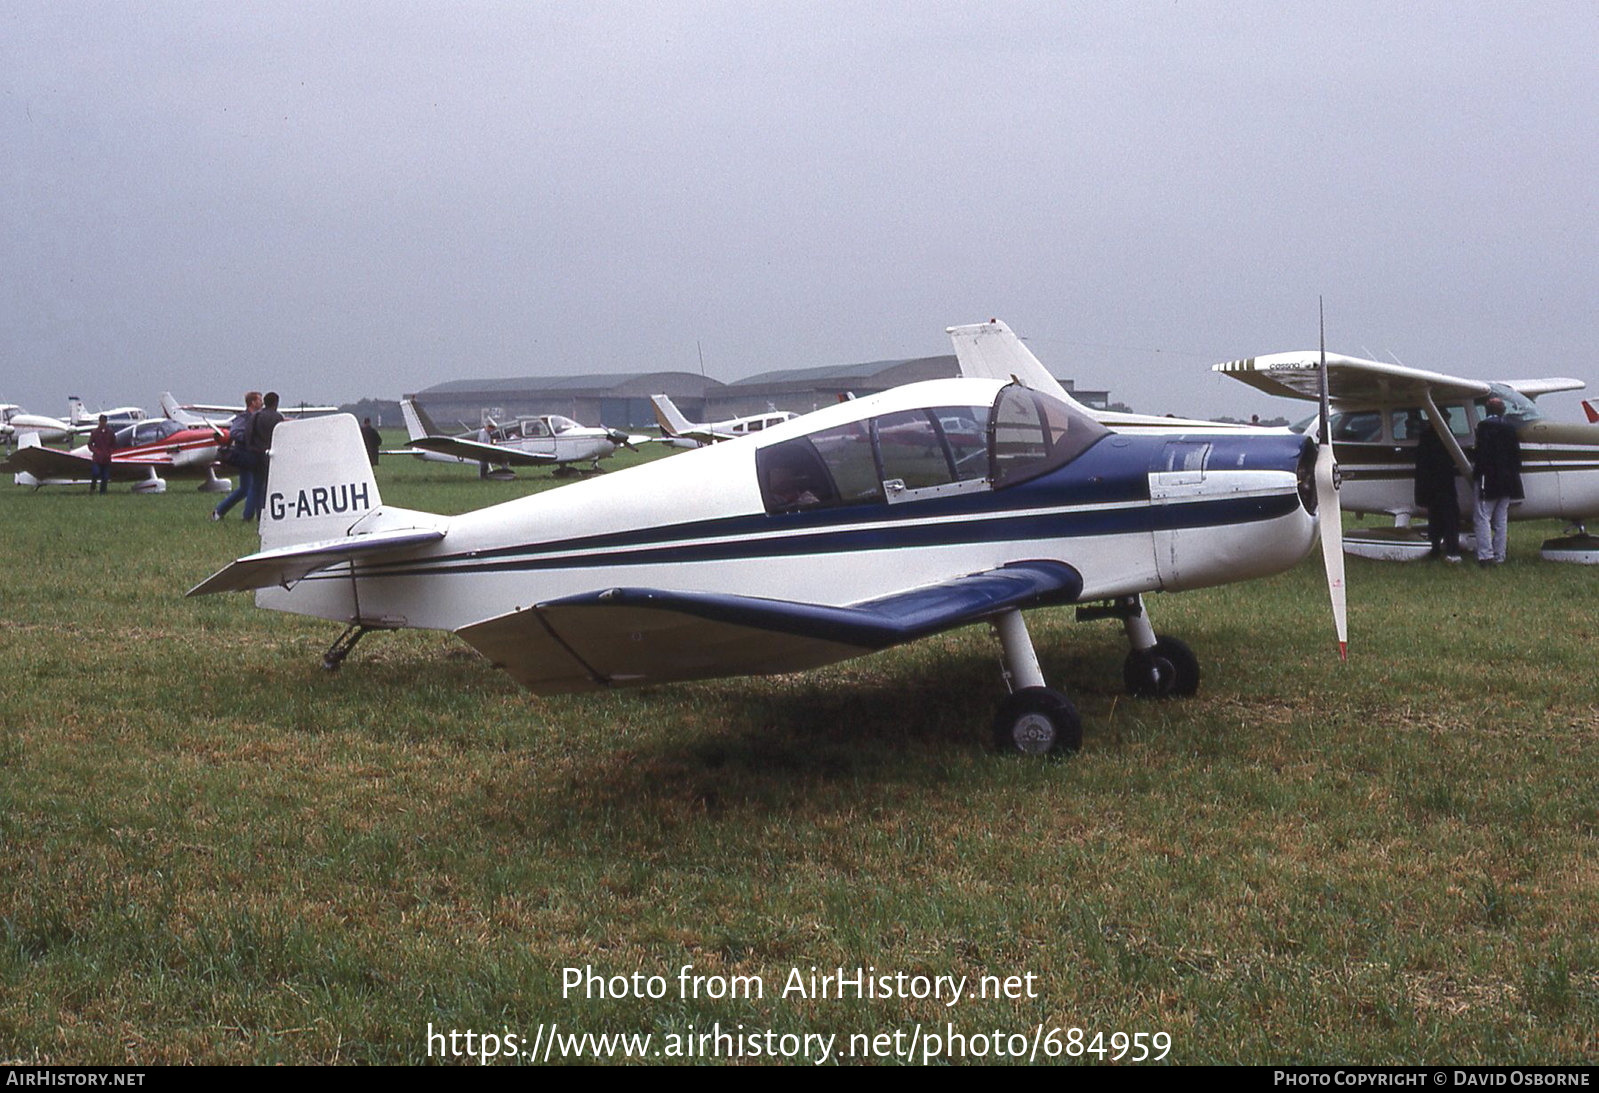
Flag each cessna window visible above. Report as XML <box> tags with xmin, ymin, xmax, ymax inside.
<box><xmin>989</xmin><ymin>385</ymin><xmax>1109</xmax><ymax>488</ymax></box>
<box><xmin>547</xmin><ymin>416</ymin><xmax>580</xmax><ymax>435</ymax></box>
<box><xmin>1329</xmin><ymin>411</ymin><xmax>1383</xmax><ymax>443</ymax></box>
<box><xmin>1388</xmin><ymin>406</ymin><xmax>1473</xmax><ymax>442</ymax></box>
<box><xmin>1482</xmin><ymin>383</ymin><xmax>1543</xmax><ymax>426</ymax></box>
<box><xmin>520</xmin><ymin>420</ymin><xmax>551</xmax><ymax>438</ymax></box>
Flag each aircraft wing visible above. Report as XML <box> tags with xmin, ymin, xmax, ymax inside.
<box><xmin>455</xmin><ymin>560</ymin><xmax>1083</xmax><ymax>694</ymax></box>
<box><xmin>1214</xmin><ymin>352</ymin><xmax>1586</xmax><ymax>406</ymax></box>
<box><xmin>186</xmin><ymin>527</ymin><xmax>447</xmax><ymax>596</ymax></box>
<box><xmin>0</xmin><ymin>445</ymin><xmax>171</xmax><ymax>481</ymax></box>
<box><xmin>409</xmin><ymin>436</ymin><xmax>558</xmax><ymax>465</ymax></box>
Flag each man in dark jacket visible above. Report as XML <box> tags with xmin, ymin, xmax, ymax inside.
<box><xmin>360</xmin><ymin>418</ymin><xmax>382</xmax><ymax>467</ymax></box>
<box><xmin>211</xmin><ymin>390</ymin><xmax>262</xmax><ymax>521</ymax></box>
<box><xmin>246</xmin><ymin>391</ymin><xmax>286</xmax><ymax>521</ymax></box>
<box><xmin>1472</xmin><ymin>396</ymin><xmax>1523</xmax><ymax>565</ymax></box>
<box><xmin>1412</xmin><ymin>415</ymin><xmax>1461</xmax><ymax>561</ymax></box>
<box><xmin>86</xmin><ymin>414</ymin><xmax>116</xmax><ymax>494</ymax></box>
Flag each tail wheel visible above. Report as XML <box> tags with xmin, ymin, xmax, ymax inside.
<box><xmin>1123</xmin><ymin>635</ymin><xmax>1200</xmax><ymax>698</ymax></box>
<box><xmin>993</xmin><ymin>687</ymin><xmax>1082</xmax><ymax>757</ymax></box>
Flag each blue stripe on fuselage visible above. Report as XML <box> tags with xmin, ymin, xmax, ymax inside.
<box><xmin>343</xmin><ymin>432</ymin><xmax>1307</xmax><ymax>581</ymax></box>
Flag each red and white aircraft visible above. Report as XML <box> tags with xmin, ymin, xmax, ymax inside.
<box><xmin>3</xmin><ymin>417</ymin><xmax>231</xmax><ymax>493</ymax></box>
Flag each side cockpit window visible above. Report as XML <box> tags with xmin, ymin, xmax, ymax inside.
<box><xmin>759</xmin><ymin>421</ymin><xmax>879</xmax><ymax>513</ymax></box>
<box><xmin>989</xmin><ymin>384</ymin><xmax>1108</xmax><ymax>488</ymax></box>
<box><xmin>757</xmin><ymin>387</ymin><xmax>1106</xmax><ymax>513</ymax></box>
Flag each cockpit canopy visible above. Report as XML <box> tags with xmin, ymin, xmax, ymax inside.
<box><xmin>114</xmin><ymin>419</ymin><xmax>185</xmax><ymax>448</ymax></box>
<box><xmin>756</xmin><ymin>383</ymin><xmax>1108</xmax><ymax>513</ymax></box>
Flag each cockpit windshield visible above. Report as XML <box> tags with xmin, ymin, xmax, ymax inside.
<box><xmin>1484</xmin><ymin>383</ymin><xmax>1543</xmax><ymax>426</ymax></box>
<box><xmin>988</xmin><ymin>384</ymin><xmax>1110</xmax><ymax>488</ymax></box>
<box><xmin>115</xmin><ymin>419</ymin><xmax>184</xmax><ymax>448</ymax></box>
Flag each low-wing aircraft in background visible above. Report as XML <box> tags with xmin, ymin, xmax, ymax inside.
<box><xmin>396</xmin><ymin>396</ymin><xmax>644</xmax><ymax>478</ymax></box>
<box><xmin>1213</xmin><ymin>352</ymin><xmax>1599</xmax><ymax>562</ymax></box>
<box><xmin>189</xmin><ymin>320</ymin><xmax>1347</xmax><ymax>756</ymax></box>
<box><xmin>650</xmin><ymin>394</ymin><xmax>797</xmax><ymax>447</ymax></box>
<box><xmin>3</xmin><ymin>417</ymin><xmax>231</xmax><ymax>493</ymax></box>
<box><xmin>159</xmin><ymin>393</ymin><xmax>338</xmax><ymax>428</ymax></box>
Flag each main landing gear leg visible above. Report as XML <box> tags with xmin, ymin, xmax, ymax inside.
<box><xmin>1106</xmin><ymin>594</ymin><xmax>1200</xmax><ymax>699</ymax></box>
<box><xmin>989</xmin><ymin>609</ymin><xmax>1081</xmax><ymax>757</ymax></box>
<box><xmin>322</xmin><ymin>623</ymin><xmax>374</xmax><ymax>672</ymax></box>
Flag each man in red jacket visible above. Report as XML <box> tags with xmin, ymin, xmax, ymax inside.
<box><xmin>86</xmin><ymin>414</ymin><xmax>116</xmax><ymax>494</ymax></box>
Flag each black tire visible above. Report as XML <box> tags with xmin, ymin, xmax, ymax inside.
<box><xmin>1123</xmin><ymin>635</ymin><xmax>1200</xmax><ymax>698</ymax></box>
<box><xmin>993</xmin><ymin>687</ymin><xmax>1082</xmax><ymax>757</ymax></box>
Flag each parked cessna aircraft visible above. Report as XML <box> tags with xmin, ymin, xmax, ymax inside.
<box><xmin>650</xmin><ymin>394</ymin><xmax>798</xmax><ymax>447</ymax></box>
<box><xmin>1213</xmin><ymin>352</ymin><xmax>1599</xmax><ymax>562</ymax></box>
<box><xmin>3</xmin><ymin>417</ymin><xmax>230</xmax><ymax>492</ymax></box>
<box><xmin>189</xmin><ymin>320</ymin><xmax>1347</xmax><ymax>755</ymax></box>
<box><xmin>397</xmin><ymin>396</ymin><xmax>643</xmax><ymax>478</ymax></box>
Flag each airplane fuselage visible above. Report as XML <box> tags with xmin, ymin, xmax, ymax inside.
<box><xmin>258</xmin><ymin>379</ymin><xmax>1318</xmax><ymax>644</ymax></box>
<box><xmin>1318</xmin><ymin>413</ymin><xmax>1599</xmax><ymax>524</ymax></box>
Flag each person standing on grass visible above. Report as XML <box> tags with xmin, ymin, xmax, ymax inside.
<box><xmin>211</xmin><ymin>391</ymin><xmax>262</xmax><ymax>521</ymax></box>
<box><xmin>1472</xmin><ymin>396</ymin><xmax>1523</xmax><ymax>566</ymax></box>
<box><xmin>361</xmin><ymin>417</ymin><xmax>382</xmax><ymax>467</ymax></box>
<box><xmin>1412</xmin><ymin>413</ymin><xmax>1461</xmax><ymax>562</ymax></box>
<box><xmin>86</xmin><ymin>414</ymin><xmax>115</xmax><ymax>494</ymax></box>
<box><xmin>246</xmin><ymin>391</ymin><xmax>285</xmax><ymax>521</ymax></box>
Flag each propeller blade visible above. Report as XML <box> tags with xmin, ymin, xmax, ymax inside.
<box><xmin>1315</xmin><ymin>441</ymin><xmax>1348</xmax><ymax>660</ymax></box>
<box><xmin>1316</xmin><ymin>298</ymin><xmax>1347</xmax><ymax>660</ymax></box>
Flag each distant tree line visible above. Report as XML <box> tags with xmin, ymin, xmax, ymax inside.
<box><xmin>339</xmin><ymin>397</ymin><xmax>401</xmax><ymax>427</ymax></box>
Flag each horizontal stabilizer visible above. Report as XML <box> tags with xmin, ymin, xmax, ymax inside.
<box><xmin>187</xmin><ymin>526</ymin><xmax>446</xmax><ymax>596</ymax></box>
<box><xmin>456</xmin><ymin>560</ymin><xmax>1082</xmax><ymax>694</ymax></box>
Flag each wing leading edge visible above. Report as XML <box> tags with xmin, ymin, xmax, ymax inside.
<box><xmin>456</xmin><ymin>560</ymin><xmax>1084</xmax><ymax>694</ymax></box>
<box><xmin>1214</xmin><ymin>352</ymin><xmax>1585</xmax><ymax>406</ymax></box>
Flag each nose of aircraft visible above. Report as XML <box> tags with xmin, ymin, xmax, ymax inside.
<box><xmin>1149</xmin><ymin>433</ymin><xmax>1320</xmax><ymax>593</ymax></box>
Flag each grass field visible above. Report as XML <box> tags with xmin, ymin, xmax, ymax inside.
<box><xmin>1</xmin><ymin>438</ymin><xmax>1595</xmax><ymax>1065</ymax></box>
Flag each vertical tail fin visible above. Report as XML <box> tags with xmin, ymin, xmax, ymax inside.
<box><xmin>400</xmin><ymin>396</ymin><xmax>443</xmax><ymax>441</ymax></box>
<box><xmin>259</xmin><ymin>415</ymin><xmax>382</xmax><ymax>550</ymax></box>
<box><xmin>1583</xmin><ymin>399</ymin><xmax>1599</xmax><ymax>425</ymax></box>
<box><xmin>947</xmin><ymin>320</ymin><xmax>1084</xmax><ymax>409</ymax></box>
<box><xmin>650</xmin><ymin>394</ymin><xmax>695</xmax><ymax>437</ymax></box>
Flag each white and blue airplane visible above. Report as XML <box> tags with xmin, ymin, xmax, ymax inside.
<box><xmin>650</xmin><ymin>393</ymin><xmax>798</xmax><ymax>447</ymax></box>
<box><xmin>189</xmin><ymin>320</ymin><xmax>1346</xmax><ymax>755</ymax></box>
<box><xmin>397</xmin><ymin>396</ymin><xmax>642</xmax><ymax>478</ymax></box>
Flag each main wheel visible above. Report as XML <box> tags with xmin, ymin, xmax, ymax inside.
<box><xmin>993</xmin><ymin>687</ymin><xmax>1082</xmax><ymax>757</ymax></box>
<box><xmin>1123</xmin><ymin>635</ymin><xmax>1200</xmax><ymax>698</ymax></box>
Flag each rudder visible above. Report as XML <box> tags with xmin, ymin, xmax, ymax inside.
<box><xmin>259</xmin><ymin>415</ymin><xmax>382</xmax><ymax>550</ymax></box>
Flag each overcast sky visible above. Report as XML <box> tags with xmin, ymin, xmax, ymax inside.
<box><xmin>4</xmin><ymin>1</ymin><xmax>1596</xmax><ymax>421</ymax></box>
